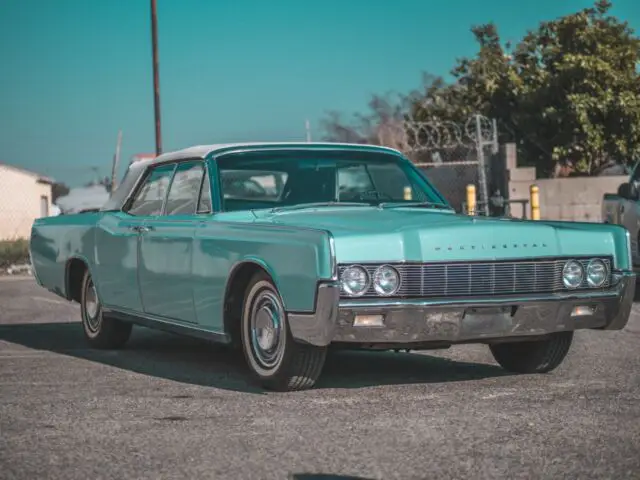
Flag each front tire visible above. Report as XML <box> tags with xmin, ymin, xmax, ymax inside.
<box><xmin>80</xmin><ymin>269</ymin><xmax>132</xmax><ymax>349</ymax></box>
<box><xmin>240</xmin><ymin>271</ymin><xmax>327</xmax><ymax>391</ymax></box>
<box><xmin>489</xmin><ymin>331</ymin><xmax>573</xmax><ymax>374</ymax></box>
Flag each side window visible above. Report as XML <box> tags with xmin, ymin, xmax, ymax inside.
<box><xmin>197</xmin><ymin>168</ymin><xmax>212</xmax><ymax>213</ymax></box>
<box><xmin>127</xmin><ymin>163</ymin><xmax>175</xmax><ymax>216</ymax></box>
<box><xmin>164</xmin><ymin>161</ymin><xmax>205</xmax><ymax>216</ymax></box>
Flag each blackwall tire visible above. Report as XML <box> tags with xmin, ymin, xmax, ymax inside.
<box><xmin>489</xmin><ymin>331</ymin><xmax>573</xmax><ymax>374</ymax></box>
<box><xmin>240</xmin><ymin>271</ymin><xmax>327</xmax><ymax>391</ymax></box>
<box><xmin>80</xmin><ymin>269</ymin><xmax>132</xmax><ymax>349</ymax></box>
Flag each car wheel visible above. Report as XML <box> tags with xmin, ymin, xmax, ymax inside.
<box><xmin>240</xmin><ymin>271</ymin><xmax>327</xmax><ymax>391</ymax></box>
<box><xmin>489</xmin><ymin>331</ymin><xmax>573</xmax><ymax>374</ymax></box>
<box><xmin>80</xmin><ymin>269</ymin><xmax>132</xmax><ymax>349</ymax></box>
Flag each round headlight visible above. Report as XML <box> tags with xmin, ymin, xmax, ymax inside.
<box><xmin>373</xmin><ymin>265</ymin><xmax>400</xmax><ymax>296</ymax></box>
<box><xmin>586</xmin><ymin>259</ymin><xmax>607</xmax><ymax>287</ymax></box>
<box><xmin>341</xmin><ymin>266</ymin><xmax>369</xmax><ymax>296</ymax></box>
<box><xmin>562</xmin><ymin>260</ymin><xmax>584</xmax><ymax>289</ymax></box>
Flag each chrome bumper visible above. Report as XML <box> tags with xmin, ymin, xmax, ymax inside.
<box><xmin>287</xmin><ymin>272</ymin><xmax>636</xmax><ymax>347</ymax></box>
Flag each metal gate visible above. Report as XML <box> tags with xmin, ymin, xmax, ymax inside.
<box><xmin>401</xmin><ymin>114</ymin><xmax>499</xmax><ymax>215</ymax></box>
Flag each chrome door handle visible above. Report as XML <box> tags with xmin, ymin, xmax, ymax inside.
<box><xmin>129</xmin><ymin>225</ymin><xmax>154</xmax><ymax>232</ymax></box>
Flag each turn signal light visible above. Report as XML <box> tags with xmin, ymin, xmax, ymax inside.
<box><xmin>353</xmin><ymin>314</ymin><xmax>385</xmax><ymax>327</ymax></box>
<box><xmin>571</xmin><ymin>305</ymin><xmax>596</xmax><ymax>317</ymax></box>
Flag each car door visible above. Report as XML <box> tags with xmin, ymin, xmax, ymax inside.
<box><xmin>138</xmin><ymin>160</ymin><xmax>208</xmax><ymax>323</ymax></box>
<box><xmin>94</xmin><ymin>163</ymin><xmax>175</xmax><ymax>312</ymax></box>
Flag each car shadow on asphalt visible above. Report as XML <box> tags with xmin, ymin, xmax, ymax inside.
<box><xmin>0</xmin><ymin>321</ymin><xmax>509</xmax><ymax>394</ymax></box>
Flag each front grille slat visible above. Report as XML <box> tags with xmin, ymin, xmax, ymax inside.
<box><xmin>338</xmin><ymin>257</ymin><xmax>612</xmax><ymax>298</ymax></box>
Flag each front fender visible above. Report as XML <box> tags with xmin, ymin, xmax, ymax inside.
<box><xmin>192</xmin><ymin>222</ymin><xmax>335</xmax><ymax>330</ymax></box>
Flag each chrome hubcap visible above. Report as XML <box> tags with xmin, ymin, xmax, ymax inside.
<box><xmin>84</xmin><ymin>279</ymin><xmax>101</xmax><ymax>333</ymax></box>
<box><xmin>250</xmin><ymin>290</ymin><xmax>285</xmax><ymax>369</ymax></box>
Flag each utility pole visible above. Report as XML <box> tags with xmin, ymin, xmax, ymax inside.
<box><xmin>150</xmin><ymin>0</ymin><xmax>162</xmax><ymax>155</ymax></box>
<box><xmin>305</xmin><ymin>119</ymin><xmax>311</xmax><ymax>142</ymax></box>
<box><xmin>110</xmin><ymin>130</ymin><xmax>123</xmax><ymax>193</ymax></box>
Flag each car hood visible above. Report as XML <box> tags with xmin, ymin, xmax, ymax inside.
<box><xmin>253</xmin><ymin>206</ymin><xmax>621</xmax><ymax>263</ymax></box>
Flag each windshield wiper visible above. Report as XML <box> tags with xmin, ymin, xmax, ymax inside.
<box><xmin>377</xmin><ymin>201</ymin><xmax>453</xmax><ymax>210</ymax></box>
<box><xmin>271</xmin><ymin>202</ymin><xmax>372</xmax><ymax>213</ymax></box>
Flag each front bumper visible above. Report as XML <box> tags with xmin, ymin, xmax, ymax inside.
<box><xmin>287</xmin><ymin>272</ymin><xmax>636</xmax><ymax>347</ymax></box>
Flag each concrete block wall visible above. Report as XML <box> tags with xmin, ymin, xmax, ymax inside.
<box><xmin>501</xmin><ymin>143</ymin><xmax>627</xmax><ymax>222</ymax></box>
<box><xmin>535</xmin><ymin>176</ymin><xmax>627</xmax><ymax>222</ymax></box>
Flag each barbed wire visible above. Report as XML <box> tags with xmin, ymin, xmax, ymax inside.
<box><xmin>403</xmin><ymin>114</ymin><xmax>496</xmax><ymax>151</ymax></box>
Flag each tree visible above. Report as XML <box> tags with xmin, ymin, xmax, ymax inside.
<box><xmin>321</xmin><ymin>0</ymin><xmax>640</xmax><ymax>177</ymax></box>
<box><xmin>319</xmin><ymin>91</ymin><xmax>415</xmax><ymax>151</ymax></box>
<box><xmin>51</xmin><ymin>182</ymin><xmax>70</xmax><ymax>203</ymax></box>
<box><xmin>504</xmin><ymin>0</ymin><xmax>640</xmax><ymax>176</ymax></box>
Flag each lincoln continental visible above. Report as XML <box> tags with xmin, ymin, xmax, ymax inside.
<box><xmin>29</xmin><ymin>142</ymin><xmax>635</xmax><ymax>391</ymax></box>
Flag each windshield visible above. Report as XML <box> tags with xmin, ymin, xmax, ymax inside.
<box><xmin>216</xmin><ymin>149</ymin><xmax>449</xmax><ymax>212</ymax></box>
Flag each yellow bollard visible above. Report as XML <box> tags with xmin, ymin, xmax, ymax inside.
<box><xmin>403</xmin><ymin>186</ymin><xmax>412</xmax><ymax>201</ymax></box>
<box><xmin>466</xmin><ymin>184</ymin><xmax>476</xmax><ymax>216</ymax></box>
<box><xmin>530</xmin><ymin>184</ymin><xmax>540</xmax><ymax>220</ymax></box>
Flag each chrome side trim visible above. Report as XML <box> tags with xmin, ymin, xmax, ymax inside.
<box><xmin>106</xmin><ymin>307</ymin><xmax>232</xmax><ymax>344</ymax></box>
<box><xmin>626</xmin><ymin>229</ymin><xmax>633</xmax><ymax>270</ymax></box>
<box><xmin>328</xmin><ymin>232</ymin><xmax>338</xmax><ymax>281</ymax></box>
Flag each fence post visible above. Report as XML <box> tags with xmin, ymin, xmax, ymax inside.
<box><xmin>530</xmin><ymin>184</ymin><xmax>540</xmax><ymax>220</ymax></box>
<box><xmin>403</xmin><ymin>186</ymin><xmax>412</xmax><ymax>201</ymax></box>
<box><xmin>466</xmin><ymin>184</ymin><xmax>476</xmax><ymax>216</ymax></box>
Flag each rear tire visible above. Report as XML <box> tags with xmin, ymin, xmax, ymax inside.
<box><xmin>240</xmin><ymin>271</ymin><xmax>327</xmax><ymax>391</ymax></box>
<box><xmin>489</xmin><ymin>331</ymin><xmax>573</xmax><ymax>374</ymax></box>
<box><xmin>80</xmin><ymin>269</ymin><xmax>132</xmax><ymax>349</ymax></box>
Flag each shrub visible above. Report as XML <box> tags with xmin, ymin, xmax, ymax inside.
<box><xmin>0</xmin><ymin>239</ymin><xmax>30</xmax><ymax>269</ymax></box>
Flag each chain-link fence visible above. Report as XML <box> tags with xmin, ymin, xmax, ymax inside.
<box><xmin>400</xmin><ymin>114</ymin><xmax>499</xmax><ymax>214</ymax></box>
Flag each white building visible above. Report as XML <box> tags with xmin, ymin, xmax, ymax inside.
<box><xmin>0</xmin><ymin>162</ymin><xmax>54</xmax><ymax>240</ymax></box>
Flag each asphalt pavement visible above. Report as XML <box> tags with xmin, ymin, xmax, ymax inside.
<box><xmin>1</xmin><ymin>276</ymin><xmax>639</xmax><ymax>480</ymax></box>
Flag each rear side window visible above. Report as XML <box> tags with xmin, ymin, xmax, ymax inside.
<box><xmin>164</xmin><ymin>161</ymin><xmax>205</xmax><ymax>215</ymax></box>
<box><xmin>197</xmin><ymin>167</ymin><xmax>212</xmax><ymax>213</ymax></box>
<box><xmin>126</xmin><ymin>163</ymin><xmax>175</xmax><ymax>216</ymax></box>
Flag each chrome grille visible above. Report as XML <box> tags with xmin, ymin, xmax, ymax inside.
<box><xmin>338</xmin><ymin>257</ymin><xmax>612</xmax><ymax>298</ymax></box>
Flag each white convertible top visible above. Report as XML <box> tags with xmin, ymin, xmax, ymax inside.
<box><xmin>138</xmin><ymin>141</ymin><xmax>402</xmax><ymax>167</ymax></box>
<box><xmin>101</xmin><ymin>141</ymin><xmax>402</xmax><ymax>211</ymax></box>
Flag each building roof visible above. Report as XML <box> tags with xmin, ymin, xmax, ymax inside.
<box><xmin>139</xmin><ymin>142</ymin><xmax>402</xmax><ymax>167</ymax></box>
<box><xmin>0</xmin><ymin>161</ymin><xmax>55</xmax><ymax>184</ymax></box>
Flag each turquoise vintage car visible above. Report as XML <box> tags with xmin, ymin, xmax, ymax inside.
<box><xmin>30</xmin><ymin>142</ymin><xmax>635</xmax><ymax>391</ymax></box>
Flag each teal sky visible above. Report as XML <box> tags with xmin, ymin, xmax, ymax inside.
<box><xmin>1</xmin><ymin>0</ymin><xmax>638</xmax><ymax>187</ymax></box>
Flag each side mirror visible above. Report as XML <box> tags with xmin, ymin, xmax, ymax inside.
<box><xmin>618</xmin><ymin>182</ymin><xmax>633</xmax><ymax>199</ymax></box>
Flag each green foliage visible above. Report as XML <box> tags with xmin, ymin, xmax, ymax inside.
<box><xmin>321</xmin><ymin>1</ymin><xmax>640</xmax><ymax>177</ymax></box>
<box><xmin>0</xmin><ymin>239</ymin><xmax>30</xmax><ymax>269</ymax></box>
<box><xmin>52</xmin><ymin>182</ymin><xmax>70</xmax><ymax>203</ymax></box>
